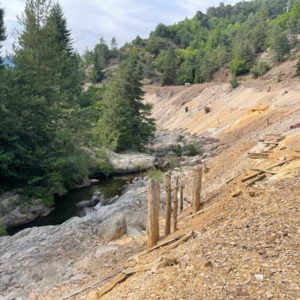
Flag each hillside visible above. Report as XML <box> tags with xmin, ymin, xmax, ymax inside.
<box><xmin>1</xmin><ymin>1</ymin><xmax>300</xmax><ymax>299</ymax></box>
<box><xmin>33</xmin><ymin>59</ymin><xmax>300</xmax><ymax>300</ymax></box>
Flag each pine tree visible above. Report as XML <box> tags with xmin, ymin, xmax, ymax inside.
<box><xmin>110</xmin><ymin>37</ymin><xmax>118</xmax><ymax>58</ymax></box>
<box><xmin>46</xmin><ymin>2</ymin><xmax>82</xmax><ymax>97</ymax></box>
<box><xmin>161</xmin><ymin>48</ymin><xmax>177</xmax><ymax>85</ymax></box>
<box><xmin>0</xmin><ymin>5</ymin><xmax>6</xmax><ymax>67</ymax></box>
<box><xmin>93</xmin><ymin>38</ymin><xmax>109</xmax><ymax>83</ymax></box>
<box><xmin>98</xmin><ymin>54</ymin><xmax>155</xmax><ymax>151</ymax></box>
<box><xmin>15</xmin><ymin>0</ymin><xmax>54</xmax><ymax>97</ymax></box>
<box><xmin>270</xmin><ymin>26</ymin><xmax>290</xmax><ymax>62</ymax></box>
<box><xmin>48</xmin><ymin>3</ymin><xmax>73</xmax><ymax>55</ymax></box>
<box><xmin>93</xmin><ymin>50</ymin><xmax>104</xmax><ymax>83</ymax></box>
<box><xmin>3</xmin><ymin>0</ymin><xmax>88</xmax><ymax>195</ymax></box>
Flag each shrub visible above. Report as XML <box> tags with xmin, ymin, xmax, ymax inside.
<box><xmin>229</xmin><ymin>58</ymin><xmax>249</xmax><ymax>76</ymax></box>
<box><xmin>171</xmin><ymin>145</ymin><xmax>183</xmax><ymax>157</ymax></box>
<box><xmin>250</xmin><ymin>61</ymin><xmax>270</xmax><ymax>79</ymax></box>
<box><xmin>230</xmin><ymin>75</ymin><xmax>239</xmax><ymax>88</ymax></box>
<box><xmin>146</xmin><ymin>168</ymin><xmax>164</xmax><ymax>183</ymax></box>
<box><xmin>182</xmin><ymin>144</ymin><xmax>199</xmax><ymax>156</ymax></box>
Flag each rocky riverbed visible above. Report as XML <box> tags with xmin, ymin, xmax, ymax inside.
<box><xmin>0</xmin><ymin>180</ymin><xmax>149</xmax><ymax>300</ymax></box>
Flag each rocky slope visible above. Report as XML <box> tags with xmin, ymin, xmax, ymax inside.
<box><xmin>74</xmin><ymin>60</ymin><xmax>299</xmax><ymax>299</ymax></box>
<box><xmin>1</xmin><ymin>60</ymin><xmax>300</xmax><ymax>300</ymax></box>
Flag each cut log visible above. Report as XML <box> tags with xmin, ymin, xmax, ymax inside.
<box><xmin>246</xmin><ymin>174</ymin><xmax>266</xmax><ymax>186</ymax></box>
<box><xmin>164</xmin><ymin>231</ymin><xmax>196</xmax><ymax>252</ymax></box>
<box><xmin>251</xmin><ymin>168</ymin><xmax>277</xmax><ymax>175</ymax></box>
<box><xmin>226</xmin><ymin>173</ymin><xmax>241</xmax><ymax>184</ymax></box>
<box><xmin>128</xmin><ymin>232</ymin><xmax>186</xmax><ymax>261</ymax></box>
<box><xmin>97</xmin><ymin>273</ymin><xmax>128</xmax><ymax>298</ymax></box>
<box><xmin>242</xmin><ymin>158</ymin><xmax>293</xmax><ymax>183</ymax></box>
<box><xmin>124</xmin><ymin>259</ymin><xmax>162</xmax><ymax>275</ymax></box>
<box><xmin>263</xmin><ymin>142</ymin><xmax>279</xmax><ymax>145</ymax></box>
<box><xmin>241</xmin><ymin>172</ymin><xmax>263</xmax><ymax>182</ymax></box>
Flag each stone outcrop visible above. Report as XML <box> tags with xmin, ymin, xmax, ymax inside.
<box><xmin>108</xmin><ymin>151</ymin><xmax>156</xmax><ymax>174</ymax></box>
<box><xmin>0</xmin><ymin>192</ymin><xmax>51</xmax><ymax>228</ymax></box>
<box><xmin>0</xmin><ymin>180</ymin><xmax>148</xmax><ymax>299</ymax></box>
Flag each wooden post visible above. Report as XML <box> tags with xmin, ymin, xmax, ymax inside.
<box><xmin>180</xmin><ymin>184</ymin><xmax>184</xmax><ymax>212</ymax></box>
<box><xmin>164</xmin><ymin>174</ymin><xmax>172</xmax><ymax>236</ymax></box>
<box><xmin>192</xmin><ymin>166</ymin><xmax>203</xmax><ymax>214</ymax></box>
<box><xmin>173</xmin><ymin>177</ymin><xmax>179</xmax><ymax>232</ymax></box>
<box><xmin>147</xmin><ymin>179</ymin><xmax>160</xmax><ymax>249</ymax></box>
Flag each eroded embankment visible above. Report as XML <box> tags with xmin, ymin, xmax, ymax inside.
<box><xmin>78</xmin><ymin>63</ymin><xmax>300</xmax><ymax>299</ymax></box>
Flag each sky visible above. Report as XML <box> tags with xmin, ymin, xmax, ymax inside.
<box><xmin>1</xmin><ymin>0</ymin><xmax>240</xmax><ymax>54</ymax></box>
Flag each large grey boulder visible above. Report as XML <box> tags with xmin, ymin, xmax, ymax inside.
<box><xmin>97</xmin><ymin>213</ymin><xmax>127</xmax><ymax>241</ymax></box>
<box><xmin>0</xmin><ymin>192</ymin><xmax>51</xmax><ymax>228</ymax></box>
<box><xmin>108</xmin><ymin>151</ymin><xmax>156</xmax><ymax>174</ymax></box>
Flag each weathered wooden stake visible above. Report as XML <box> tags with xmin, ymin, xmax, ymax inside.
<box><xmin>147</xmin><ymin>179</ymin><xmax>160</xmax><ymax>249</ymax></box>
<box><xmin>164</xmin><ymin>174</ymin><xmax>172</xmax><ymax>236</ymax></box>
<box><xmin>173</xmin><ymin>177</ymin><xmax>179</xmax><ymax>232</ymax></box>
<box><xmin>192</xmin><ymin>166</ymin><xmax>203</xmax><ymax>214</ymax></box>
<box><xmin>180</xmin><ymin>184</ymin><xmax>184</xmax><ymax>212</ymax></box>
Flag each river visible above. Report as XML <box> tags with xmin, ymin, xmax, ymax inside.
<box><xmin>7</xmin><ymin>175</ymin><xmax>136</xmax><ymax>235</ymax></box>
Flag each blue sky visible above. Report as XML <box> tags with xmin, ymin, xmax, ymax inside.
<box><xmin>1</xmin><ymin>0</ymin><xmax>240</xmax><ymax>54</ymax></box>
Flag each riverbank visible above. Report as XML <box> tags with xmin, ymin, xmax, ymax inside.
<box><xmin>0</xmin><ymin>151</ymin><xmax>157</xmax><ymax>233</ymax></box>
<box><xmin>0</xmin><ymin>179</ymin><xmax>150</xmax><ymax>299</ymax></box>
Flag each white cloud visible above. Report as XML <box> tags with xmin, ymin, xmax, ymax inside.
<box><xmin>1</xmin><ymin>0</ymin><xmax>240</xmax><ymax>54</ymax></box>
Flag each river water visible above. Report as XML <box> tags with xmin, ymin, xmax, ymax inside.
<box><xmin>7</xmin><ymin>175</ymin><xmax>135</xmax><ymax>235</ymax></box>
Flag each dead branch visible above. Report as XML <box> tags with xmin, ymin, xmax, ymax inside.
<box><xmin>246</xmin><ymin>174</ymin><xmax>266</xmax><ymax>186</ymax></box>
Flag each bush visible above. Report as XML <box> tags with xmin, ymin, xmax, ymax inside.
<box><xmin>146</xmin><ymin>168</ymin><xmax>164</xmax><ymax>183</ymax></box>
<box><xmin>250</xmin><ymin>61</ymin><xmax>270</xmax><ymax>79</ymax></box>
<box><xmin>0</xmin><ymin>223</ymin><xmax>7</xmax><ymax>237</ymax></box>
<box><xmin>171</xmin><ymin>145</ymin><xmax>183</xmax><ymax>157</ymax></box>
<box><xmin>229</xmin><ymin>58</ymin><xmax>249</xmax><ymax>76</ymax></box>
<box><xmin>182</xmin><ymin>144</ymin><xmax>200</xmax><ymax>156</ymax></box>
<box><xmin>230</xmin><ymin>75</ymin><xmax>239</xmax><ymax>88</ymax></box>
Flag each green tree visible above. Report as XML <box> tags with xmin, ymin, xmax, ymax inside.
<box><xmin>160</xmin><ymin>48</ymin><xmax>177</xmax><ymax>85</ymax></box>
<box><xmin>93</xmin><ymin>49</ymin><xmax>104</xmax><ymax>83</ymax></box>
<box><xmin>229</xmin><ymin>58</ymin><xmax>249</xmax><ymax>76</ymax></box>
<box><xmin>98</xmin><ymin>54</ymin><xmax>155</xmax><ymax>151</ymax></box>
<box><xmin>110</xmin><ymin>37</ymin><xmax>118</xmax><ymax>58</ymax></box>
<box><xmin>93</xmin><ymin>38</ymin><xmax>109</xmax><ymax>83</ymax></box>
<box><xmin>0</xmin><ymin>4</ymin><xmax>6</xmax><ymax>67</ymax></box>
<box><xmin>269</xmin><ymin>26</ymin><xmax>290</xmax><ymax>62</ymax></box>
<box><xmin>0</xmin><ymin>0</ymin><xmax>94</xmax><ymax>198</ymax></box>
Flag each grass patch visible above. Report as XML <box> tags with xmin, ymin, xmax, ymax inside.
<box><xmin>146</xmin><ymin>168</ymin><xmax>164</xmax><ymax>183</ymax></box>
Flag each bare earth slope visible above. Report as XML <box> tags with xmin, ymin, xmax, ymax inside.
<box><xmin>44</xmin><ymin>61</ymin><xmax>300</xmax><ymax>299</ymax></box>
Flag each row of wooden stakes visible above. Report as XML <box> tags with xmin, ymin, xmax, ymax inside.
<box><xmin>147</xmin><ymin>166</ymin><xmax>203</xmax><ymax>249</ymax></box>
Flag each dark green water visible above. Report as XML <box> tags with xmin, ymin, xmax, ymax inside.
<box><xmin>7</xmin><ymin>175</ymin><xmax>135</xmax><ymax>235</ymax></box>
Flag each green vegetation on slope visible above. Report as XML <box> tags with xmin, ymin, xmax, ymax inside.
<box><xmin>85</xmin><ymin>0</ymin><xmax>298</xmax><ymax>85</ymax></box>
